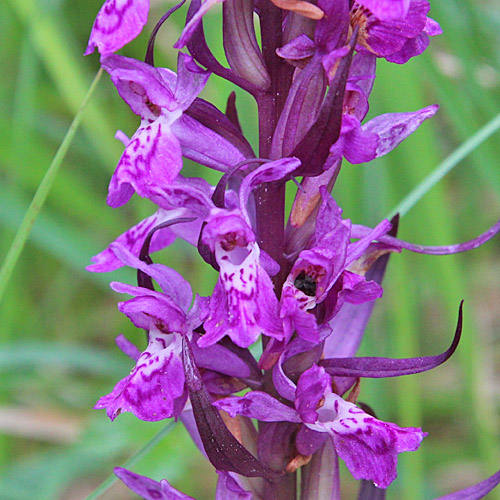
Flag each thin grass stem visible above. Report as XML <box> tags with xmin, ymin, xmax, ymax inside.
<box><xmin>388</xmin><ymin>111</ymin><xmax>500</xmax><ymax>218</ymax></box>
<box><xmin>0</xmin><ymin>69</ymin><xmax>103</xmax><ymax>305</ymax></box>
<box><xmin>84</xmin><ymin>422</ymin><xmax>176</xmax><ymax>500</ymax></box>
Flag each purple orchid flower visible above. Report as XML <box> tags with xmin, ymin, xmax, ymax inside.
<box><xmin>201</xmin><ymin>208</ymin><xmax>284</xmax><ymax>348</ymax></box>
<box><xmin>279</xmin><ymin>188</ymin><xmax>390</xmax><ymax>344</ymax></box>
<box><xmin>114</xmin><ymin>466</ymin><xmax>255</xmax><ymax>499</ymax></box>
<box><xmin>351</xmin><ymin>0</ymin><xmax>442</xmax><ymax>64</ymax></box>
<box><xmin>85</xmin><ymin>0</ymin><xmax>150</xmax><ymax>56</ymax></box>
<box><xmin>94</xmin><ymin>242</ymin><xmax>207</xmax><ymax>421</ymax></box>
<box><xmin>87</xmin><ymin>175</ymin><xmax>215</xmax><ymax>272</ymax></box>
<box><xmin>329</xmin><ymin>104</ymin><xmax>439</xmax><ymax>164</ymax></box>
<box><xmin>214</xmin><ymin>364</ymin><xmax>425</xmax><ymax>489</ymax></box>
<box><xmin>199</xmin><ymin>158</ymin><xmax>301</xmax><ymax>348</ymax></box>
<box><xmin>86</xmin><ymin>1</ymin><xmax>500</xmax><ymax>498</ymax></box>
<box><xmin>102</xmin><ymin>53</ymin><xmax>248</xmax><ymax>207</ymax></box>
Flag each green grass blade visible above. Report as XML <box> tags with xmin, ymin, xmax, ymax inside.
<box><xmin>388</xmin><ymin>111</ymin><xmax>500</xmax><ymax>218</ymax></box>
<box><xmin>0</xmin><ymin>69</ymin><xmax>103</xmax><ymax>305</ymax></box>
<box><xmin>84</xmin><ymin>421</ymin><xmax>176</xmax><ymax>500</ymax></box>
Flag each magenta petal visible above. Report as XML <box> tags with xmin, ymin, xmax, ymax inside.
<box><xmin>277</xmin><ymin>34</ymin><xmax>316</xmax><ymax>61</ymax></box>
<box><xmin>172</xmin><ymin>114</ymin><xmax>247</xmax><ymax>171</ymax></box>
<box><xmin>191</xmin><ymin>336</ymin><xmax>253</xmax><ymax>378</ymax></box>
<box><xmin>362</xmin><ymin>105</ymin><xmax>438</xmax><ymax>158</ymax></box>
<box><xmin>95</xmin><ymin>329</ymin><xmax>186</xmax><ymax>421</ymax></box>
<box><xmin>213</xmin><ymin>391</ymin><xmax>301</xmax><ymax>423</ymax></box>
<box><xmin>239</xmin><ymin>158</ymin><xmax>301</xmax><ymax>223</ymax></box>
<box><xmin>107</xmin><ymin>117</ymin><xmax>183</xmax><ymax>207</ymax></box>
<box><xmin>330</xmin><ymin>114</ymin><xmax>379</xmax><ymax>164</ymax></box>
<box><xmin>85</xmin><ymin>0</ymin><xmax>149</xmax><ymax>56</ymax></box>
<box><xmin>102</xmin><ymin>55</ymin><xmax>176</xmax><ymax>115</ymax></box>
<box><xmin>174</xmin><ymin>53</ymin><xmax>211</xmax><ymax>109</ymax></box>
<box><xmin>386</xmin><ymin>31</ymin><xmax>430</xmax><ymax>64</ymax></box>
<box><xmin>425</xmin><ymin>16</ymin><xmax>443</xmax><ymax>37</ymax></box>
<box><xmin>201</xmin><ymin>223</ymin><xmax>282</xmax><ymax>348</ymax></box>
<box><xmin>295</xmin><ymin>365</ymin><xmax>330</xmax><ymax>423</ymax></box>
<box><xmin>306</xmin><ymin>393</ymin><xmax>426</xmax><ymax>488</ymax></box>
<box><xmin>87</xmin><ymin>209</ymin><xmax>177</xmax><ymax>273</ymax></box>
<box><xmin>115</xmin><ymin>334</ymin><xmax>141</xmax><ymax>361</ymax></box>
<box><xmin>295</xmin><ymin>425</ymin><xmax>328</xmax><ymax>456</ymax></box>
<box><xmin>333</xmin><ymin>417</ymin><xmax>424</xmax><ymax>489</ymax></box>
<box><xmin>118</xmin><ymin>293</ymin><xmax>186</xmax><ymax>332</ymax></box>
<box><xmin>340</xmin><ymin>271</ymin><xmax>383</xmax><ymax>305</ymax></box>
<box><xmin>356</xmin><ymin>0</ymin><xmax>410</xmax><ymax>21</ymax></box>
<box><xmin>109</xmin><ymin>242</ymin><xmax>193</xmax><ymax>312</ymax></box>
<box><xmin>342</xmin><ymin>122</ymin><xmax>379</xmax><ymax>165</ymax></box>
<box><xmin>114</xmin><ymin>467</ymin><xmax>196</xmax><ymax>500</ymax></box>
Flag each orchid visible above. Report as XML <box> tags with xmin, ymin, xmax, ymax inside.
<box><xmin>84</xmin><ymin>0</ymin><xmax>500</xmax><ymax>498</ymax></box>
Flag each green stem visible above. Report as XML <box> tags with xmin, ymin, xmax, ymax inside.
<box><xmin>0</xmin><ymin>69</ymin><xmax>103</xmax><ymax>305</ymax></box>
<box><xmin>84</xmin><ymin>422</ymin><xmax>175</xmax><ymax>500</ymax></box>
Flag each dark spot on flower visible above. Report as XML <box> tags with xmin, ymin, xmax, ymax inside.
<box><xmin>145</xmin><ymin>98</ymin><xmax>161</xmax><ymax>117</ymax></box>
<box><xmin>146</xmin><ymin>488</ymin><xmax>163</xmax><ymax>499</ymax></box>
<box><xmin>220</xmin><ymin>231</ymin><xmax>240</xmax><ymax>251</ymax></box>
<box><xmin>294</xmin><ymin>271</ymin><xmax>317</xmax><ymax>297</ymax></box>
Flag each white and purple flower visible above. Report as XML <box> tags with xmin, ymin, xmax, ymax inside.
<box><xmin>215</xmin><ymin>364</ymin><xmax>426</xmax><ymax>489</ymax></box>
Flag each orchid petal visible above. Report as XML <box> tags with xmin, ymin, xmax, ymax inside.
<box><xmin>362</xmin><ymin>105</ymin><xmax>439</xmax><ymax>158</ymax></box>
<box><xmin>85</xmin><ymin>0</ymin><xmax>149</xmax><ymax>56</ymax></box>
<box><xmin>355</xmin><ymin>0</ymin><xmax>410</xmax><ymax>21</ymax></box>
<box><xmin>115</xmin><ymin>334</ymin><xmax>141</xmax><ymax>361</ymax></box>
<box><xmin>114</xmin><ymin>467</ymin><xmax>196</xmax><ymax>500</ymax></box>
<box><xmin>107</xmin><ymin>116</ymin><xmax>183</xmax><ymax>207</ymax></box>
<box><xmin>86</xmin><ymin>209</ymin><xmax>178</xmax><ymax>272</ymax></box>
<box><xmin>214</xmin><ymin>391</ymin><xmax>301</xmax><ymax>423</ymax></box>
<box><xmin>95</xmin><ymin>328</ymin><xmax>186</xmax><ymax>421</ymax></box>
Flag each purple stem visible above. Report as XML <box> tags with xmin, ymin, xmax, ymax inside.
<box><xmin>255</xmin><ymin>1</ymin><xmax>293</xmax><ymax>291</ymax></box>
<box><xmin>256</xmin><ymin>4</ymin><xmax>297</xmax><ymax>499</ymax></box>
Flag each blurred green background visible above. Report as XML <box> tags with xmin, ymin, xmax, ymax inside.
<box><xmin>0</xmin><ymin>0</ymin><xmax>499</xmax><ymax>499</ymax></box>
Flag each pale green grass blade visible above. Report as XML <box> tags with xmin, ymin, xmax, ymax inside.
<box><xmin>7</xmin><ymin>0</ymin><xmax>122</xmax><ymax>167</ymax></box>
<box><xmin>85</xmin><ymin>422</ymin><xmax>176</xmax><ymax>500</ymax></box>
<box><xmin>0</xmin><ymin>69</ymin><xmax>103</xmax><ymax>304</ymax></box>
<box><xmin>388</xmin><ymin>112</ymin><xmax>500</xmax><ymax>218</ymax></box>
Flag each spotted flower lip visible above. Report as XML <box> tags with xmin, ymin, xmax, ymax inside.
<box><xmin>200</xmin><ymin>209</ymin><xmax>283</xmax><ymax>348</ymax></box>
<box><xmin>93</xmin><ymin>242</ymin><xmax>208</xmax><ymax>422</ymax></box>
<box><xmin>214</xmin><ymin>364</ymin><xmax>426</xmax><ymax>489</ymax></box>
<box><xmin>85</xmin><ymin>0</ymin><xmax>150</xmax><ymax>56</ymax></box>
<box><xmin>102</xmin><ymin>53</ymin><xmax>246</xmax><ymax>207</ymax></box>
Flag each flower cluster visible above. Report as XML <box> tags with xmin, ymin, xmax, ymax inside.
<box><xmin>86</xmin><ymin>0</ymin><xmax>500</xmax><ymax>498</ymax></box>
